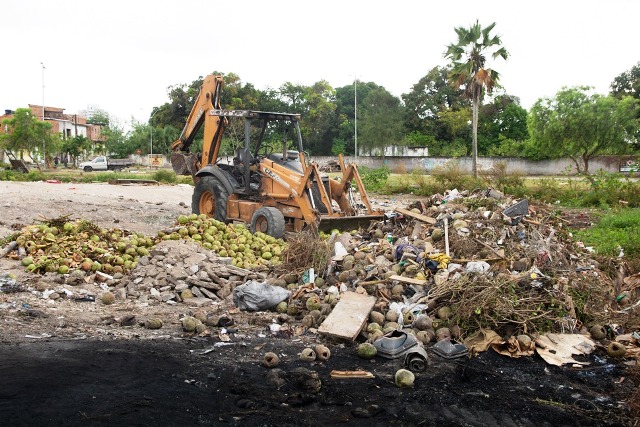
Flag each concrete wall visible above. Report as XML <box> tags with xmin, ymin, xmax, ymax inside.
<box><xmin>308</xmin><ymin>155</ymin><xmax>637</xmax><ymax>176</ymax></box>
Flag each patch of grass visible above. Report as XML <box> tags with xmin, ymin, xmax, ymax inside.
<box><xmin>152</xmin><ymin>169</ymin><xmax>177</xmax><ymax>184</ymax></box>
<box><xmin>573</xmin><ymin>208</ymin><xmax>640</xmax><ymax>257</ymax></box>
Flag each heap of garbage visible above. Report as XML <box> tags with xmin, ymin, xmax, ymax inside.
<box><xmin>2</xmin><ymin>188</ymin><xmax>639</xmax><ymax>366</ymax></box>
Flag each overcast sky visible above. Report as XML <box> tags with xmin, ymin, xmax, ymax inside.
<box><xmin>2</xmin><ymin>0</ymin><xmax>638</xmax><ymax>128</ymax></box>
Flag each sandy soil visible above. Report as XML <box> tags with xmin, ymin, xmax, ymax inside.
<box><xmin>0</xmin><ymin>181</ymin><xmax>637</xmax><ymax>426</ymax></box>
<box><xmin>0</xmin><ymin>181</ymin><xmax>195</xmax><ymax>237</ymax></box>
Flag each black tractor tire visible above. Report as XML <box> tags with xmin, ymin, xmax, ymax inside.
<box><xmin>83</xmin><ymin>166</ymin><xmax>93</xmax><ymax>172</ymax></box>
<box><xmin>250</xmin><ymin>207</ymin><xmax>285</xmax><ymax>239</ymax></box>
<box><xmin>192</xmin><ymin>175</ymin><xmax>229</xmax><ymax>221</ymax></box>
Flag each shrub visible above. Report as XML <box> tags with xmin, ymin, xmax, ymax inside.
<box><xmin>359</xmin><ymin>166</ymin><xmax>390</xmax><ymax>193</ymax></box>
<box><xmin>431</xmin><ymin>160</ymin><xmax>482</xmax><ymax>191</ymax></box>
<box><xmin>152</xmin><ymin>169</ymin><xmax>177</xmax><ymax>184</ymax></box>
<box><xmin>479</xmin><ymin>161</ymin><xmax>525</xmax><ymax>193</ymax></box>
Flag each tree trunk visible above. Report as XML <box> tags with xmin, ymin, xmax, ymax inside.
<box><xmin>472</xmin><ymin>97</ymin><xmax>479</xmax><ymax>178</ymax></box>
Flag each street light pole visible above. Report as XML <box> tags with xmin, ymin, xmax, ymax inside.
<box><xmin>149</xmin><ymin>109</ymin><xmax>158</xmax><ymax>168</ymax></box>
<box><xmin>354</xmin><ymin>77</ymin><xmax>357</xmax><ymax>160</ymax></box>
<box><xmin>41</xmin><ymin>62</ymin><xmax>45</xmax><ymax>163</ymax></box>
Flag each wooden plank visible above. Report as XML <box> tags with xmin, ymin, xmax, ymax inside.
<box><xmin>330</xmin><ymin>370</ymin><xmax>375</xmax><ymax>379</ymax></box>
<box><xmin>394</xmin><ymin>207</ymin><xmax>437</xmax><ymax>225</ymax></box>
<box><xmin>388</xmin><ymin>274</ymin><xmax>427</xmax><ymax>285</ymax></box>
<box><xmin>108</xmin><ymin>179</ymin><xmax>159</xmax><ymax>185</ymax></box>
<box><xmin>318</xmin><ymin>291</ymin><xmax>376</xmax><ymax>341</ymax></box>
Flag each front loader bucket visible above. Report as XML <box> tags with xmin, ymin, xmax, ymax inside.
<box><xmin>317</xmin><ymin>214</ymin><xmax>385</xmax><ymax>233</ymax></box>
<box><xmin>171</xmin><ymin>152</ymin><xmax>198</xmax><ymax>176</ymax></box>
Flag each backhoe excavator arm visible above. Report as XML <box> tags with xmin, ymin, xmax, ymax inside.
<box><xmin>171</xmin><ymin>75</ymin><xmax>227</xmax><ymax>175</ymax></box>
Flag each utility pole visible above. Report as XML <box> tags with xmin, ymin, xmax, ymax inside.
<box><xmin>150</xmin><ymin>109</ymin><xmax>158</xmax><ymax>168</ymax></box>
<box><xmin>41</xmin><ymin>62</ymin><xmax>45</xmax><ymax>163</ymax></box>
<box><xmin>354</xmin><ymin>77</ymin><xmax>358</xmax><ymax>160</ymax></box>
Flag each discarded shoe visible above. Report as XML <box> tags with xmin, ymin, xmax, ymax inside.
<box><xmin>373</xmin><ymin>330</ymin><xmax>429</xmax><ymax>372</ymax></box>
<box><xmin>432</xmin><ymin>339</ymin><xmax>469</xmax><ymax>359</ymax></box>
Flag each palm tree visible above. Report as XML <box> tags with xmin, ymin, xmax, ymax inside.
<box><xmin>444</xmin><ymin>20</ymin><xmax>509</xmax><ymax>177</ymax></box>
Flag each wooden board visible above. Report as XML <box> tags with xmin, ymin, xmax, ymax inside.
<box><xmin>394</xmin><ymin>207</ymin><xmax>437</xmax><ymax>225</ymax></box>
<box><xmin>388</xmin><ymin>274</ymin><xmax>427</xmax><ymax>285</ymax></box>
<box><xmin>108</xmin><ymin>179</ymin><xmax>159</xmax><ymax>185</ymax></box>
<box><xmin>318</xmin><ymin>292</ymin><xmax>376</xmax><ymax>341</ymax></box>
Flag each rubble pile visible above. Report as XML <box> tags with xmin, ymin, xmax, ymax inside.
<box><xmin>115</xmin><ymin>240</ymin><xmax>265</xmax><ymax>307</ymax></box>
<box><xmin>268</xmin><ymin>188</ymin><xmax>639</xmax><ymax>359</ymax></box>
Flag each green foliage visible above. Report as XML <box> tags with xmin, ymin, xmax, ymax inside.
<box><xmin>580</xmin><ymin>171</ymin><xmax>640</xmax><ymax>208</ymax></box>
<box><xmin>359</xmin><ymin>166</ymin><xmax>390</xmax><ymax>192</ymax></box>
<box><xmin>86</xmin><ymin>110</ymin><xmax>110</xmax><ymax>126</ymax></box>
<box><xmin>151</xmin><ymin>169</ymin><xmax>177</xmax><ymax>183</ymax></box>
<box><xmin>331</xmin><ymin>139</ymin><xmax>345</xmax><ymax>156</ymax></box>
<box><xmin>573</xmin><ymin>209</ymin><xmax>640</xmax><ymax>257</ymax></box>
<box><xmin>431</xmin><ymin>160</ymin><xmax>482</xmax><ymax>190</ymax></box>
<box><xmin>359</xmin><ymin>87</ymin><xmax>405</xmax><ymax>153</ymax></box>
<box><xmin>444</xmin><ymin>20</ymin><xmax>509</xmax><ymax>177</ymax></box>
<box><xmin>61</xmin><ymin>135</ymin><xmax>91</xmax><ymax>165</ymax></box>
<box><xmin>528</xmin><ymin>87</ymin><xmax>640</xmax><ymax>173</ymax></box>
<box><xmin>0</xmin><ymin>169</ymin><xmax>19</xmax><ymax>181</ymax></box>
<box><xmin>0</xmin><ymin>108</ymin><xmax>54</xmax><ymax>161</ymax></box>
<box><xmin>479</xmin><ymin>161</ymin><xmax>525</xmax><ymax>193</ymax></box>
<box><xmin>0</xmin><ymin>169</ymin><xmax>45</xmax><ymax>182</ymax></box>
<box><xmin>102</xmin><ymin>121</ymin><xmax>135</xmax><ymax>158</ymax></box>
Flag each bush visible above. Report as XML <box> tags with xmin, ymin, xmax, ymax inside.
<box><xmin>431</xmin><ymin>160</ymin><xmax>482</xmax><ymax>191</ymax></box>
<box><xmin>25</xmin><ymin>171</ymin><xmax>46</xmax><ymax>182</ymax></box>
<box><xmin>152</xmin><ymin>169</ymin><xmax>177</xmax><ymax>184</ymax></box>
<box><xmin>580</xmin><ymin>171</ymin><xmax>640</xmax><ymax>209</ymax></box>
<box><xmin>479</xmin><ymin>161</ymin><xmax>525</xmax><ymax>194</ymax></box>
<box><xmin>0</xmin><ymin>169</ymin><xmax>19</xmax><ymax>181</ymax></box>
<box><xmin>359</xmin><ymin>166</ymin><xmax>390</xmax><ymax>193</ymax></box>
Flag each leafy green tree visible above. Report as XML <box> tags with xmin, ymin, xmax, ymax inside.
<box><xmin>529</xmin><ymin>86</ymin><xmax>640</xmax><ymax>174</ymax></box>
<box><xmin>150</xmin><ymin>125</ymin><xmax>180</xmax><ymax>155</ymax></box>
<box><xmin>477</xmin><ymin>94</ymin><xmax>528</xmax><ymax>154</ymax></box>
<box><xmin>300</xmin><ymin>80</ymin><xmax>338</xmax><ymax>155</ymax></box>
<box><xmin>87</xmin><ymin>110</ymin><xmax>110</xmax><ymax>126</ymax></box>
<box><xmin>611</xmin><ymin>62</ymin><xmax>640</xmax><ymax>100</ymax></box>
<box><xmin>60</xmin><ymin>135</ymin><xmax>92</xmax><ymax>166</ymax></box>
<box><xmin>611</xmin><ymin>62</ymin><xmax>640</xmax><ymax>149</ymax></box>
<box><xmin>278</xmin><ymin>82</ymin><xmax>308</xmax><ymax>112</ymax></box>
<box><xmin>444</xmin><ymin>20</ymin><xmax>509</xmax><ymax>177</ymax></box>
<box><xmin>102</xmin><ymin>121</ymin><xmax>133</xmax><ymax>159</ymax></box>
<box><xmin>334</xmin><ymin>81</ymin><xmax>388</xmax><ymax>156</ymax></box>
<box><xmin>401</xmin><ymin>66</ymin><xmax>466</xmax><ymax>138</ymax></box>
<box><xmin>431</xmin><ymin>108</ymin><xmax>472</xmax><ymax>156</ymax></box>
<box><xmin>360</xmin><ymin>87</ymin><xmax>405</xmax><ymax>155</ymax></box>
<box><xmin>0</xmin><ymin>108</ymin><xmax>55</xmax><ymax>163</ymax></box>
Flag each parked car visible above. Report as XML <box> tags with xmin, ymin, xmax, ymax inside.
<box><xmin>79</xmin><ymin>156</ymin><xmax>134</xmax><ymax>172</ymax></box>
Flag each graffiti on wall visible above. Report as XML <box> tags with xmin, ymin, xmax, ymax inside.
<box><xmin>419</xmin><ymin>157</ymin><xmax>451</xmax><ymax>172</ymax></box>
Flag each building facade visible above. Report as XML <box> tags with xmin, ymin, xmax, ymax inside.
<box><xmin>1</xmin><ymin>105</ymin><xmax>105</xmax><ymax>163</ymax></box>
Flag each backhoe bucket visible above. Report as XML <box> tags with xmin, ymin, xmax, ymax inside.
<box><xmin>317</xmin><ymin>214</ymin><xmax>385</xmax><ymax>233</ymax></box>
<box><xmin>171</xmin><ymin>152</ymin><xmax>198</xmax><ymax>176</ymax></box>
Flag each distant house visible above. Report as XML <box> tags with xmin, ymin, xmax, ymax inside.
<box><xmin>0</xmin><ymin>105</ymin><xmax>106</xmax><ymax>163</ymax></box>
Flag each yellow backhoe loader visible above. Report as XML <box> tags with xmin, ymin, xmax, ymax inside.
<box><xmin>171</xmin><ymin>74</ymin><xmax>384</xmax><ymax>238</ymax></box>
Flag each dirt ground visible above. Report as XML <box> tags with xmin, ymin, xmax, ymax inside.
<box><xmin>0</xmin><ymin>181</ymin><xmax>638</xmax><ymax>426</ymax></box>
